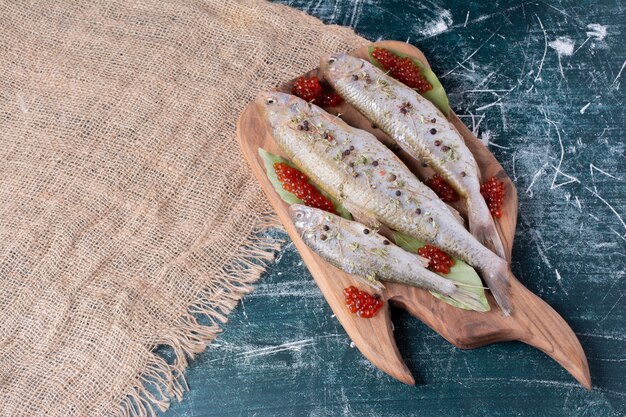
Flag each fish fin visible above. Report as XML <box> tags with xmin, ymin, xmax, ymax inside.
<box><xmin>468</xmin><ymin>203</ymin><xmax>507</xmax><ymax>259</ymax></box>
<box><xmin>416</xmin><ymin>255</ymin><xmax>430</xmax><ymax>268</ymax></box>
<box><xmin>448</xmin><ymin>285</ymin><xmax>490</xmax><ymax>312</ymax></box>
<box><xmin>483</xmin><ymin>263</ymin><xmax>513</xmax><ymax>316</ymax></box>
<box><xmin>342</xmin><ymin>201</ymin><xmax>380</xmax><ymax>230</ymax></box>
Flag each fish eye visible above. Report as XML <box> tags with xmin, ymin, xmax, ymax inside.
<box><xmin>328</xmin><ymin>57</ymin><xmax>336</xmax><ymax>64</ymax></box>
<box><xmin>295</xmin><ymin>211</ymin><xmax>304</xmax><ymax>219</ymax></box>
<box><xmin>266</xmin><ymin>97</ymin><xmax>276</xmax><ymax>104</ymax></box>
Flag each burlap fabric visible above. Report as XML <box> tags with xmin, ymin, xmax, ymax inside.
<box><xmin>0</xmin><ymin>1</ymin><xmax>365</xmax><ymax>415</ymax></box>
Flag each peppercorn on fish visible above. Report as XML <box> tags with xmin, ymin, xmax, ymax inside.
<box><xmin>319</xmin><ymin>53</ymin><xmax>506</xmax><ymax>261</ymax></box>
<box><xmin>256</xmin><ymin>92</ymin><xmax>512</xmax><ymax>314</ymax></box>
<box><xmin>289</xmin><ymin>204</ymin><xmax>487</xmax><ymax>311</ymax></box>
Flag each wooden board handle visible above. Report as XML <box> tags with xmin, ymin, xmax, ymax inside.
<box><xmin>386</xmin><ymin>279</ymin><xmax>590</xmax><ymax>389</ymax></box>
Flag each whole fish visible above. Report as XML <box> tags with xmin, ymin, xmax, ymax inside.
<box><xmin>256</xmin><ymin>92</ymin><xmax>512</xmax><ymax>314</ymax></box>
<box><xmin>319</xmin><ymin>53</ymin><xmax>506</xmax><ymax>260</ymax></box>
<box><xmin>289</xmin><ymin>204</ymin><xmax>487</xmax><ymax>311</ymax></box>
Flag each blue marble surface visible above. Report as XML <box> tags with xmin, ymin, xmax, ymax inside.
<box><xmin>161</xmin><ymin>1</ymin><xmax>625</xmax><ymax>416</ymax></box>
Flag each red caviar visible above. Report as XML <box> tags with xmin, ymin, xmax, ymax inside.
<box><xmin>480</xmin><ymin>177</ymin><xmax>506</xmax><ymax>218</ymax></box>
<box><xmin>371</xmin><ymin>47</ymin><xmax>433</xmax><ymax>94</ymax></box>
<box><xmin>418</xmin><ymin>245</ymin><xmax>455</xmax><ymax>274</ymax></box>
<box><xmin>318</xmin><ymin>91</ymin><xmax>343</xmax><ymax>107</ymax></box>
<box><xmin>291</xmin><ymin>76</ymin><xmax>343</xmax><ymax>107</ymax></box>
<box><xmin>343</xmin><ymin>286</ymin><xmax>384</xmax><ymax>318</ymax></box>
<box><xmin>426</xmin><ymin>174</ymin><xmax>459</xmax><ymax>203</ymax></box>
<box><xmin>292</xmin><ymin>76</ymin><xmax>323</xmax><ymax>102</ymax></box>
<box><xmin>274</xmin><ymin>162</ymin><xmax>336</xmax><ymax>213</ymax></box>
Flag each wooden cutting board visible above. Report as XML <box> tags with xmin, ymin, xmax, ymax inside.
<box><xmin>236</xmin><ymin>40</ymin><xmax>590</xmax><ymax>389</ymax></box>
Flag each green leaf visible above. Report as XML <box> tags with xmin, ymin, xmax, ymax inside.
<box><xmin>392</xmin><ymin>231</ymin><xmax>490</xmax><ymax>312</ymax></box>
<box><xmin>368</xmin><ymin>45</ymin><xmax>450</xmax><ymax>116</ymax></box>
<box><xmin>258</xmin><ymin>148</ymin><xmax>352</xmax><ymax>220</ymax></box>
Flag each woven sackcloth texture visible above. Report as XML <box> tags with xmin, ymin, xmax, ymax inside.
<box><xmin>0</xmin><ymin>1</ymin><xmax>365</xmax><ymax>415</ymax></box>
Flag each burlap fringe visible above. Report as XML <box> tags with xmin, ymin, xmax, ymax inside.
<box><xmin>117</xmin><ymin>212</ymin><xmax>284</xmax><ymax>417</ymax></box>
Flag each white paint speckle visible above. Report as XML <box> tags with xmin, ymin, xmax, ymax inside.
<box><xmin>418</xmin><ymin>9</ymin><xmax>452</xmax><ymax>37</ymax></box>
<box><xmin>580</xmin><ymin>102</ymin><xmax>591</xmax><ymax>114</ymax></box>
<box><xmin>479</xmin><ymin>130</ymin><xmax>492</xmax><ymax>146</ymax></box>
<box><xmin>611</xmin><ymin>60</ymin><xmax>626</xmax><ymax>87</ymax></box>
<box><xmin>548</xmin><ymin>37</ymin><xmax>575</xmax><ymax>56</ymax></box>
<box><xmin>586</xmin><ymin>23</ymin><xmax>608</xmax><ymax>41</ymax></box>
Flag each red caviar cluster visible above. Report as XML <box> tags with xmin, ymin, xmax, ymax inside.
<box><xmin>480</xmin><ymin>177</ymin><xmax>506</xmax><ymax>218</ymax></box>
<box><xmin>418</xmin><ymin>245</ymin><xmax>455</xmax><ymax>274</ymax></box>
<box><xmin>426</xmin><ymin>174</ymin><xmax>459</xmax><ymax>203</ymax></box>
<box><xmin>274</xmin><ymin>162</ymin><xmax>336</xmax><ymax>213</ymax></box>
<box><xmin>343</xmin><ymin>286</ymin><xmax>384</xmax><ymax>318</ymax></box>
<box><xmin>317</xmin><ymin>91</ymin><xmax>342</xmax><ymax>107</ymax></box>
<box><xmin>370</xmin><ymin>47</ymin><xmax>433</xmax><ymax>94</ymax></box>
<box><xmin>291</xmin><ymin>76</ymin><xmax>343</xmax><ymax>107</ymax></box>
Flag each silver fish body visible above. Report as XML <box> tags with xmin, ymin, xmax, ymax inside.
<box><xmin>256</xmin><ymin>92</ymin><xmax>511</xmax><ymax>314</ymax></box>
<box><xmin>289</xmin><ymin>204</ymin><xmax>485</xmax><ymax>311</ymax></box>
<box><xmin>320</xmin><ymin>53</ymin><xmax>506</xmax><ymax>260</ymax></box>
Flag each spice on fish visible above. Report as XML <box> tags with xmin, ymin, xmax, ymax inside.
<box><xmin>371</xmin><ymin>247</ymin><xmax>388</xmax><ymax>258</ymax></box>
<box><xmin>390</xmin><ymin>198</ymin><xmax>401</xmax><ymax>208</ymax></box>
<box><xmin>399</xmin><ymin>101</ymin><xmax>413</xmax><ymax>115</ymax></box>
<box><xmin>354</xmin><ymin>155</ymin><xmax>369</xmax><ymax>165</ymax></box>
<box><xmin>392</xmin><ymin>179</ymin><xmax>405</xmax><ymax>188</ymax></box>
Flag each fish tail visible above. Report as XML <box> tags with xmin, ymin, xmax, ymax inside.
<box><xmin>483</xmin><ymin>262</ymin><xmax>513</xmax><ymax>316</ymax></box>
<box><xmin>468</xmin><ymin>201</ymin><xmax>507</xmax><ymax>259</ymax></box>
<box><xmin>449</xmin><ymin>285</ymin><xmax>490</xmax><ymax>312</ymax></box>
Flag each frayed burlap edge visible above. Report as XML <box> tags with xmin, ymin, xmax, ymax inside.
<box><xmin>118</xmin><ymin>212</ymin><xmax>284</xmax><ymax>417</ymax></box>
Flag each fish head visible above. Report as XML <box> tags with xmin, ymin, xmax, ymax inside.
<box><xmin>255</xmin><ymin>91</ymin><xmax>305</xmax><ymax>124</ymax></box>
<box><xmin>319</xmin><ymin>53</ymin><xmax>365</xmax><ymax>81</ymax></box>
<box><xmin>288</xmin><ymin>204</ymin><xmax>326</xmax><ymax>233</ymax></box>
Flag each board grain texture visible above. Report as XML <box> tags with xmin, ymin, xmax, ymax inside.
<box><xmin>160</xmin><ymin>1</ymin><xmax>625</xmax><ymax>416</ymax></box>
